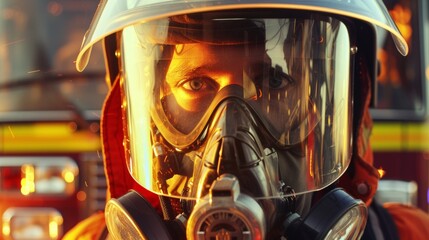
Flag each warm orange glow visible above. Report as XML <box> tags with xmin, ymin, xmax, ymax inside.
<box><xmin>76</xmin><ymin>190</ymin><xmax>87</xmax><ymax>201</ymax></box>
<box><xmin>377</xmin><ymin>49</ymin><xmax>401</xmax><ymax>85</ymax></box>
<box><xmin>20</xmin><ymin>164</ymin><xmax>35</xmax><ymax>195</ymax></box>
<box><xmin>389</xmin><ymin>4</ymin><xmax>412</xmax><ymax>44</ymax></box>
<box><xmin>2</xmin><ymin>223</ymin><xmax>10</xmax><ymax>237</ymax></box>
<box><xmin>377</xmin><ymin>168</ymin><xmax>386</xmax><ymax>178</ymax></box>
<box><xmin>63</xmin><ymin>169</ymin><xmax>75</xmax><ymax>183</ymax></box>
<box><xmin>49</xmin><ymin>220</ymin><xmax>59</xmax><ymax>239</ymax></box>
<box><xmin>377</xmin><ymin>3</ymin><xmax>412</xmax><ymax>91</ymax></box>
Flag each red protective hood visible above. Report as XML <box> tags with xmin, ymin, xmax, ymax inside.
<box><xmin>100</xmin><ymin>78</ymin><xmax>160</xmax><ymax>209</ymax></box>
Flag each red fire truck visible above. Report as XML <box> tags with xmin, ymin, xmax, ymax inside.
<box><xmin>0</xmin><ymin>1</ymin><xmax>107</xmax><ymax>239</ymax></box>
<box><xmin>371</xmin><ymin>0</ymin><xmax>429</xmax><ymax>213</ymax></box>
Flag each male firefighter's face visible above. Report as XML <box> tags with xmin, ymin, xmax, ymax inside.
<box><xmin>162</xmin><ymin>42</ymin><xmax>305</xmax><ymax>135</ymax></box>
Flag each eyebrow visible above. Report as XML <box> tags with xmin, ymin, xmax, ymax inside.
<box><xmin>185</xmin><ymin>66</ymin><xmax>213</xmax><ymax>78</ymax></box>
<box><xmin>167</xmin><ymin>61</ymin><xmax>217</xmax><ymax>85</ymax></box>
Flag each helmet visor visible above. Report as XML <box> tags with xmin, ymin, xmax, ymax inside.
<box><xmin>122</xmin><ymin>10</ymin><xmax>353</xmax><ymax>198</ymax></box>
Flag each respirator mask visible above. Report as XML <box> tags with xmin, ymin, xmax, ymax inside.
<box><xmin>103</xmin><ymin>10</ymin><xmax>368</xmax><ymax>239</ymax></box>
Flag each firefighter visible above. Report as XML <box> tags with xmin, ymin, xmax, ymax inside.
<box><xmin>64</xmin><ymin>0</ymin><xmax>429</xmax><ymax>239</ymax></box>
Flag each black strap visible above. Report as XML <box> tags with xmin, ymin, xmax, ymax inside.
<box><xmin>362</xmin><ymin>200</ymin><xmax>399</xmax><ymax>240</ymax></box>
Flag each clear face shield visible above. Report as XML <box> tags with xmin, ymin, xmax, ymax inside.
<box><xmin>108</xmin><ymin>10</ymin><xmax>367</xmax><ymax>239</ymax></box>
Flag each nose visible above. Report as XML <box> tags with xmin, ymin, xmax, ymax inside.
<box><xmin>203</xmin><ymin>100</ymin><xmax>260</xmax><ymax>172</ymax></box>
<box><xmin>199</xmin><ymin>100</ymin><xmax>272</xmax><ymax>197</ymax></box>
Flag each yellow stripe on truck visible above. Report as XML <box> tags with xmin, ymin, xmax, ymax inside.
<box><xmin>0</xmin><ymin>123</ymin><xmax>101</xmax><ymax>153</ymax></box>
<box><xmin>371</xmin><ymin>122</ymin><xmax>429</xmax><ymax>152</ymax></box>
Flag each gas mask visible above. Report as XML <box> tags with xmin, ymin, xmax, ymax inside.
<box><xmin>105</xmin><ymin>97</ymin><xmax>367</xmax><ymax>239</ymax></box>
<box><xmin>102</xmin><ymin>11</ymin><xmax>368</xmax><ymax>239</ymax></box>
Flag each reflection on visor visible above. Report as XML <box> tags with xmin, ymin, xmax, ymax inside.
<box><xmin>121</xmin><ymin>10</ymin><xmax>353</xmax><ymax>199</ymax></box>
<box><xmin>136</xmin><ymin>15</ymin><xmax>351</xmax><ymax>147</ymax></box>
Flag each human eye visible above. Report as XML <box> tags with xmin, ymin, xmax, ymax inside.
<box><xmin>179</xmin><ymin>76</ymin><xmax>219</xmax><ymax>93</ymax></box>
<box><xmin>170</xmin><ymin>76</ymin><xmax>219</xmax><ymax>112</ymax></box>
<box><xmin>268</xmin><ymin>65</ymin><xmax>295</xmax><ymax>90</ymax></box>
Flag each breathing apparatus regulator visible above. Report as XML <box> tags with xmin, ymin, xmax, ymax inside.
<box><xmin>75</xmin><ymin>0</ymin><xmax>408</xmax><ymax>239</ymax></box>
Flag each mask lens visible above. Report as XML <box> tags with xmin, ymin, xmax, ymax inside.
<box><xmin>105</xmin><ymin>191</ymin><xmax>174</xmax><ymax>240</ymax></box>
<box><xmin>325</xmin><ymin>206</ymin><xmax>367</xmax><ymax>239</ymax></box>
<box><xmin>283</xmin><ymin>188</ymin><xmax>367</xmax><ymax>240</ymax></box>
